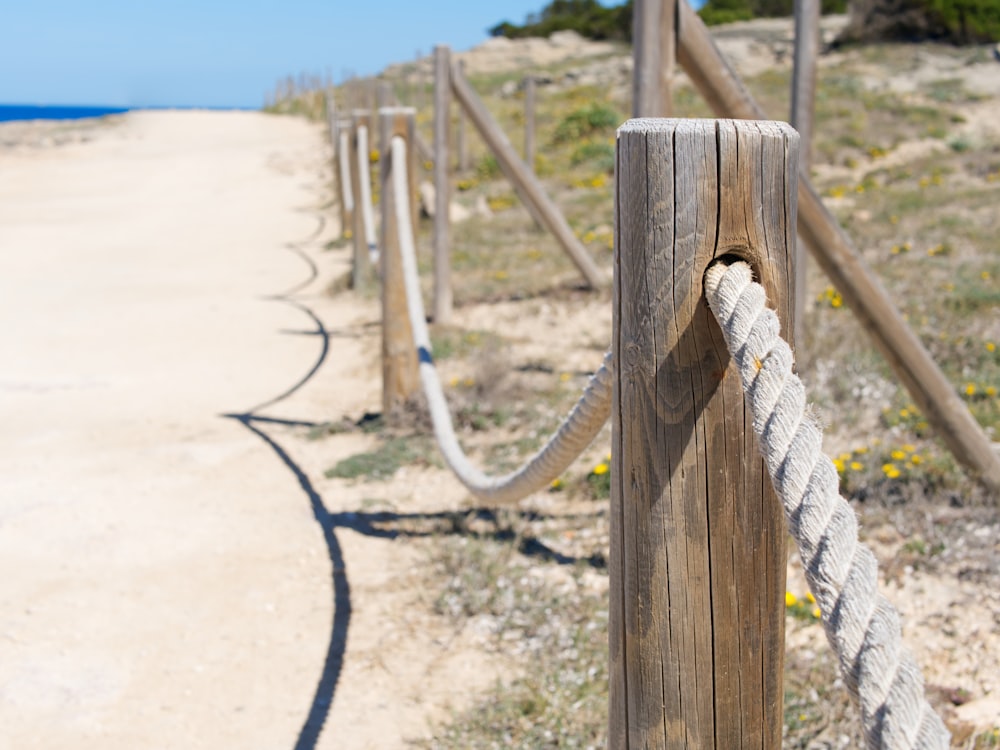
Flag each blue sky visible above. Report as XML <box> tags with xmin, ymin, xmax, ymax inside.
<box><xmin>0</xmin><ymin>1</ymin><xmax>685</xmax><ymax>109</ymax></box>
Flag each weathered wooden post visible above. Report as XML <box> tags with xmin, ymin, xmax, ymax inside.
<box><xmin>433</xmin><ymin>44</ymin><xmax>453</xmax><ymax>324</ymax></box>
<box><xmin>524</xmin><ymin>76</ymin><xmax>536</xmax><ymax>173</ymax></box>
<box><xmin>325</xmin><ymin>93</ymin><xmax>348</xmax><ymax>239</ymax></box>
<box><xmin>633</xmin><ymin>0</ymin><xmax>677</xmax><ymax>117</ymax></box>
<box><xmin>610</xmin><ymin>118</ymin><xmax>797</xmax><ymax>748</ymax></box>
<box><xmin>337</xmin><ymin>118</ymin><xmax>355</xmax><ymax>238</ymax></box>
<box><xmin>349</xmin><ymin>110</ymin><xmax>375</xmax><ymax>289</ymax></box>
<box><xmin>791</xmin><ymin>0</ymin><xmax>819</xmax><ymax>348</ymax></box>
<box><xmin>456</xmin><ymin>61</ymin><xmax>469</xmax><ymax>172</ymax></box>
<box><xmin>379</xmin><ymin>107</ymin><xmax>420</xmax><ymax>419</ymax></box>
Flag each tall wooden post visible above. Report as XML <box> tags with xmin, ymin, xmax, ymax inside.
<box><xmin>325</xmin><ymin>93</ymin><xmax>348</xmax><ymax>238</ymax></box>
<box><xmin>349</xmin><ymin>110</ymin><xmax>373</xmax><ymax>289</ymax></box>
<box><xmin>433</xmin><ymin>44</ymin><xmax>453</xmax><ymax>324</ymax></box>
<box><xmin>610</xmin><ymin>118</ymin><xmax>797</xmax><ymax>748</ymax></box>
<box><xmin>380</xmin><ymin>107</ymin><xmax>420</xmax><ymax>419</ymax></box>
<box><xmin>524</xmin><ymin>76</ymin><xmax>536</xmax><ymax>173</ymax></box>
<box><xmin>337</xmin><ymin>118</ymin><xmax>354</xmax><ymax>238</ymax></box>
<box><xmin>633</xmin><ymin>0</ymin><xmax>676</xmax><ymax>117</ymax></box>
<box><xmin>456</xmin><ymin>61</ymin><xmax>469</xmax><ymax>172</ymax></box>
<box><xmin>791</xmin><ymin>0</ymin><xmax>820</xmax><ymax>348</ymax></box>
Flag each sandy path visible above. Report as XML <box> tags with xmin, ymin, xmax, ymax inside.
<box><xmin>0</xmin><ymin>110</ymin><xmax>384</xmax><ymax>749</ymax></box>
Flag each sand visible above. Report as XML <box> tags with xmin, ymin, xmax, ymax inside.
<box><xmin>0</xmin><ymin>110</ymin><xmax>390</xmax><ymax>748</ymax></box>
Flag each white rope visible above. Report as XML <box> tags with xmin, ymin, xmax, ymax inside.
<box><xmin>390</xmin><ymin>135</ymin><xmax>612</xmax><ymax>504</ymax></box>
<box><xmin>704</xmin><ymin>260</ymin><xmax>949</xmax><ymax>750</ymax></box>
<box><xmin>356</xmin><ymin>125</ymin><xmax>378</xmax><ymax>264</ymax></box>
<box><xmin>338</xmin><ymin>130</ymin><xmax>354</xmax><ymax>214</ymax></box>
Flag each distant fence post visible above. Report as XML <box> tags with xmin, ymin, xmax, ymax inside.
<box><xmin>325</xmin><ymin>93</ymin><xmax>349</xmax><ymax>239</ymax></box>
<box><xmin>450</xmin><ymin>62</ymin><xmax>606</xmax><ymax>288</ymax></box>
<box><xmin>633</xmin><ymin>0</ymin><xmax>676</xmax><ymax>117</ymax></box>
<box><xmin>791</xmin><ymin>0</ymin><xmax>819</xmax><ymax>348</ymax></box>
<box><xmin>524</xmin><ymin>76</ymin><xmax>536</xmax><ymax>173</ymax></box>
<box><xmin>433</xmin><ymin>44</ymin><xmax>453</xmax><ymax>325</ymax></box>
<box><xmin>337</xmin><ymin>118</ymin><xmax>355</xmax><ymax>244</ymax></box>
<box><xmin>379</xmin><ymin>106</ymin><xmax>420</xmax><ymax>419</ymax></box>
<box><xmin>456</xmin><ymin>61</ymin><xmax>469</xmax><ymax>172</ymax></box>
<box><xmin>349</xmin><ymin>110</ymin><xmax>373</xmax><ymax>289</ymax></box>
<box><xmin>610</xmin><ymin>118</ymin><xmax>796</xmax><ymax>747</ymax></box>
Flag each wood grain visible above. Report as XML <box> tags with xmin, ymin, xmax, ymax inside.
<box><xmin>433</xmin><ymin>45</ymin><xmax>453</xmax><ymax>324</ymax></box>
<box><xmin>610</xmin><ymin>118</ymin><xmax>795</xmax><ymax>748</ymax></box>
<box><xmin>379</xmin><ymin>108</ymin><xmax>419</xmax><ymax>419</ymax></box>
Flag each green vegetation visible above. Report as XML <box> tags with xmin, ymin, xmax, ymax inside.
<box><xmin>490</xmin><ymin>0</ymin><xmax>633</xmax><ymax>41</ymax></box>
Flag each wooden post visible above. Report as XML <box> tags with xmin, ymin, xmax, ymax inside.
<box><xmin>433</xmin><ymin>45</ymin><xmax>453</xmax><ymax>325</ymax></box>
<box><xmin>380</xmin><ymin>107</ymin><xmax>420</xmax><ymax>419</ymax></box>
<box><xmin>633</xmin><ymin>0</ymin><xmax>676</xmax><ymax>117</ymax></box>
<box><xmin>450</xmin><ymin>62</ymin><xmax>606</xmax><ymax>289</ymax></box>
<box><xmin>674</xmin><ymin>0</ymin><xmax>1000</xmax><ymax>492</ymax></box>
<box><xmin>611</xmin><ymin>118</ymin><xmax>795</xmax><ymax>748</ymax></box>
<box><xmin>376</xmin><ymin>80</ymin><xmax>392</xmax><ymax>118</ymax></box>
<box><xmin>456</xmin><ymin>61</ymin><xmax>469</xmax><ymax>172</ymax></box>
<box><xmin>524</xmin><ymin>76</ymin><xmax>536</xmax><ymax>173</ymax></box>
<box><xmin>325</xmin><ymin>92</ymin><xmax>348</xmax><ymax>238</ymax></box>
<box><xmin>349</xmin><ymin>110</ymin><xmax>373</xmax><ymax>289</ymax></box>
<box><xmin>791</xmin><ymin>0</ymin><xmax>820</xmax><ymax>348</ymax></box>
<box><xmin>337</xmin><ymin>118</ymin><xmax>354</xmax><ymax>237</ymax></box>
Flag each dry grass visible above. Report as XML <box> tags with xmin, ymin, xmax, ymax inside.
<box><xmin>280</xmin><ymin>30</ymin><xmax>1000</xmax><ymax>748</ymax></box>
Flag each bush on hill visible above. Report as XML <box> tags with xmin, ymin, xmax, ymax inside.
<box><xmin>837</xmin><ymin>0</ymin><xmax>1000</xmax><ymax>44</ymax></box>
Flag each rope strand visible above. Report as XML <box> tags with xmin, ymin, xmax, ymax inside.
<box><xmin>389</xmin><ymin>135</ymin><xmax>612</xmax><ymax>504</ymax></box>
<box><xmin>705</xmin><ymin>260</ymin><xmax>949</xmax><ymax>750</ymax></box>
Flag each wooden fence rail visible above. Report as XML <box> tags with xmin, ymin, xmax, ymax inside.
<box><xmin>673</xmin><ymin>0</ymin><xmax>1000</xmax><ymax>492</ymax></box>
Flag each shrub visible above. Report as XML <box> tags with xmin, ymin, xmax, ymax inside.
<box><xmin>552</xmin><ymin>103</ymin><xmax>620</xmax><ymax>144</ymax></box>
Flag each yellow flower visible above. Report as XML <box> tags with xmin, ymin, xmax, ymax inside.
<box><xmin>901</xmin><ymin>444</ymin><xmax>916</xmax><ymax>453</ymax></box>
<box><xmin>559</xmin><ymin>372</ymin><xmax>571</xmax><ymax>382</ymax></box>
<box><xmin>850</xmin><ymin>461</ymin><xmax>864</xmax><ymax>471</ymax></box>
<box><xmin>806</xmin><ymin>591</ymin><xmax>816</xmax><ymax>604</ymax></box>
<box><xmin>890</xmin><ymin>450</ymin><xmax>906</xmax><ymax>461</ymax></box>
<box><xmin>986</xmin><ymin>386</ymin><xmax>997</xmax><ymax>397</ymax></box>
<box><xmin>463</xmin><ymin>377</ymin><xmax>474</xmax><ymax>387</ymax></box>
<box><xmin>369</xmin><ymin>148</ymin><xmax>380</xmax><ymax>163</ymax></box>
<box><xmin>918</xmin><ymin>176</ymin><xmax>931</xmax><ymax>188</ymax></box>
<box><xmin>492</xmin><ymin>270</ymin><xmax>509</xmax><ymax>281</ymax></box>
<box><xmin>830</xmin><ymin>295</ymin><xmax>843</xmax><ymax>309</ymax></box>
<box><xmin>592</xmin><ymin>463</ymin><xmax>609</xmax><ymax>476</ymax></box>
<box><xmin>854</xmin><ymin>184</ymin><xmax>866</xmax><ymax>193</ymax></box>
<box><xmin>550</xmin><ymin>478</ymin><xmax>563</xmax><ymax>490</ymax></box>
<box><xmin>344</xmin><ymin>229</ymin><xmax>353</xmax><ymax>239</ymax></box>
<box><xmin>812</xmin><ymin>607</ymin><xmax>822</xmax><ymax>619</ymax></box>
<box><xmin>910</xmin><ymin>455</ymin><xmax>923</xmax><ymax>465</ymax></box>
<box><xmin>854</xmin><ymin>446</ymin><xmax>869</xmax><ymax>455</ymax></box>
<box><xmin>833</xmin><ymin>458</ymin><xmax>845</xmax><ymax>473</ymax></box>
<box><xmin>987</xmin><ymin>342</ymin><xmax>996</xmax><ymax>353</ymax></box>
<box><xmin>983</xmin><ymin>271</ymin><xmax>992</xmax><ymax>281</ymax></box>
<box><xmin>899</xmin><ymin>408</ymin><xmax>910</xmax><ymax>419</ymax></box>
<box><xmin>785</xmin><ymin>592</ymin><xmax>798</xmax><ymax>607</ymax></box>
<box><xmin>889</xmin><ymin>214</ymin><xmax>899</xmax><ymax>224</ymax></box>
<box><xmin>882</xmin><ymin>463</ymin><xmax>901</xmax><ymax>479</ymax></box>
<box><xmin>965</xmin><ymin>383</ymin><xmax>976</xmax><ymax>396</ymax></box>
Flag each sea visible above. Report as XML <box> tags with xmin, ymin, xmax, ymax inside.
<box><xmin>0</xmin><ymin>104</ymin><xmax>129</xmax><ymax>123</ymax></box>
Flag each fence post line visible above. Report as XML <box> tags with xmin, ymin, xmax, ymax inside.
<box><xmin>611</xmin><ymin>118</ymin><xmax>796</xmax><ymax>747</ymax></box>
<box><xmin>456</xmin><ymin>61</ymin><xmax>469</xmax><ymax>172</ymax></box>
<box><xmin>349</xmin><ymin>110</ymin><xmax>372</xmax><ymax>289</ymax></box>
<box><xmin>633</xmin><ymin>0</ymin><xmax>677</xmax><ymax>117</ymax></box>
<box><xmin>674</xmin><ymin>0</ymin><xmax>1000</xmax><ymax>492</ymax></box>
<box><xmin>433</xmin><ymin>45</ymin><xmax>453</xmax><ymax>325</ymax></box>
<box><xmin>450</xmin><ymin>61</ymin><xmax>606</xmax><ymax>289</ymax></box>
<box><xmin>524</xmin><ymin>76</ymin><xmax>536</xmax><ymax>173</ymax></box>
<box><xmin>379</xmin><ymin>107</ymin><xmax>420</xmax><ymax>420</ymax></box>
<box><xmin>791</xmin><ymin>0</ymin><xmax>819</xmax><ymax>349</ymax></box>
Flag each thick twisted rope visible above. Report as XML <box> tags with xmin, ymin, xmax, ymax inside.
<box><xmin>705</xmin><ymin>261</ymin><xmax>949</xmax><ymax>750</ymax></box>
<box><xmin>390</xmin><ymin>135</ymin><xmax>611</xmax><ymax>504</ymax></box>
<box><xmin>338</xmin><ymin>130</ymin><xmax>354</xmax><ymax>214</ymax></box>
<box><xmin>356</xmin><ymin>124</ymin><xmax>378</xmax><ymax>263</ymax></box>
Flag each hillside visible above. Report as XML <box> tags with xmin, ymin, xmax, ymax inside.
<box><xmin>295</xmin><ymin>15</ymin><xmax>1000</xmax><ymax>746</ymax></box>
